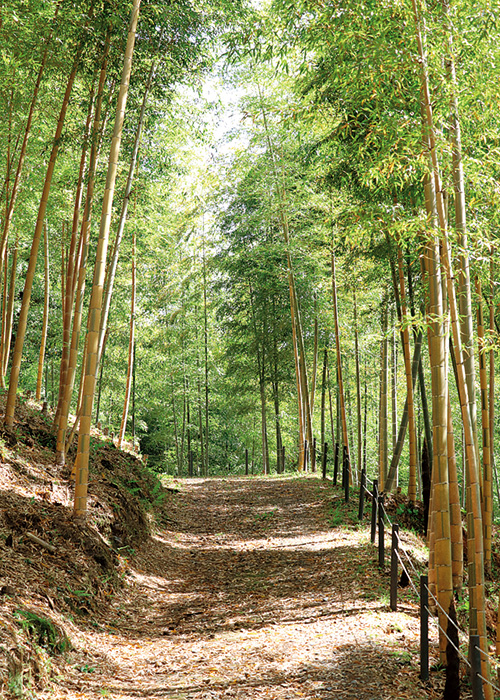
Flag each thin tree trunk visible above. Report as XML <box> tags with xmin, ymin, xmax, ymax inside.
<box><xmin>55</xmin><ymin>36</ymin><xmax>111</xmax><ymax>463</ymax></box>
<box><xmin>331</xmin><ymin>252</ymin><xmax>350</xmax><ymax>479</ymax></box>
<box><xmin>171</xmin><ymin>374</ymin><xmax>180</xmax><ymax>474</ymax></box>
<box><xmin>310</xmin><ymin>295</ymin><xmax>318</xmax><ymax>417</ymax></box>
<box><xmin>1</xmin><ymin>241</ymin><xmax>17</xmax><ymax>382</ymax></box>
<box><xmin>476</xmin><ymin>276</ymin><xmax>492</xmax><ymax>573</ymax></box>
<box><xmin>203</xmin><ymin>242</ymin><xmax>209</xmax><ymax>477</ymax></box>
<box><xmin>320</xmin><ymin>346</ymin><xmax>327</xmax><ymax>466</ymax></box>
<box><xmin>118</xmin><ymin>231</ymin><xmax>136</xmax><ymax>449</ymax></box>
<box><xmin>36</xmin><ymin>222</ymin><xmax>50</xmax><ymax>401</ymax></box>
<box><xmin>4</xmin><ymin>48</ymin><xmax>82</xmax><ymax>428</ymax></box>
<box><xmin>97</xmin><ymin>58</ymin><xmax>156</xmax><ymax>365</ymax></box>
<box><xmin>95</xmin><ymin>328</ymin><xmax>108</xmax><ymax>427</ymax></box>
<box><xmin>447</xmin><ymin>393</ymin><xmax>463</xmax><ymax>591</ymax></box>
<box><xmin>74</xmin><ymin>0</ymin><xmax>141</xmax><ymax>518</ymax></box>
<box><xmin>385</xmin><ymin>331</ymin><xmax>423</xmax><ymax>492</ymax></box>
<box><xmin>353</xmin><ymin>290</ymin><xmax>362</xmax><ymax>480</ymax></box>
<box><xmin>378</xmin><ymin>300</ymin><xmax>388</xmax><ymax>490</ymax></box>
<box><xmin>397</xmin><ymin>245</ymin><xmax>418</xmax><ymax>502</ymax></box>
<box><xmin>54</xmin><ymin>75</ymin><xmax>97</xmax><ymax>428</ymax></box>
<box><xmin>0</xmin><ymin>2</ymin><xmax>60</xmax><ymax>271</ymax></box>
<box><xmin>413</xmin><ymin>1</ymin><xmax>488</xmax><ymax>681</ymax></box>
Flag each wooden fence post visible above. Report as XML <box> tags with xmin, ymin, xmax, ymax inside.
<box><xmin>282</xmin><ymin>446</ymin><xmax>285</xmax><ymax>473</ymax></box>
<box><xmin>370</xmin><ymin>479</ymin><xmax>378</xmax><ymax>544</ymax></box>
<box><xmin>245</xmin><ymin>448</ymin><xmax>249</xmax><ymax>476</ymax></box>
<box><xmin>470</xmin><ymin>635</ymin><xmax>485</xmax><ymax>700</ymax></box>
<box><xmin>390</xmin><ymin>523</ymin><xmax>399</xmax><ymax>611</ymax></box>
<box><xmin>333</xmin><ymin>442</ymin><xmax>339</xmax><ymax>486</ymax></box>
<box><xmin>322</xmin><ymin>442</ymin><xmax>328</xmax><ymax>480</ymax></box>
<box><xmin>378</xmin><ymin>494</ymin><xmax>384</xmax><ymax>568</ymax></box>
<box><xmin>420</xmin><ymin>575</ymin><xmax>429</xmax><ymax>682</ymax></box>
<box><xmin>358</xmin><ymin>468</ymin><xmax>366</xmax><ymax>520</ymax></box>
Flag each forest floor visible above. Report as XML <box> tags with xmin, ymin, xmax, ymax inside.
<box><xmin>36</xmin><ymin>476</ymin><xmax>448</xmax><ymax>700</ymax></box>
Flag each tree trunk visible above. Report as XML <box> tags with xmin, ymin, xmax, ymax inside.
<box><xmin>0</xmin><ymin>242</ymin><xmax>17</xmax><ymax>385</ymax></box>
<box><xmin>4</xmin><ymin>48</ymin><xmax>81</xmax><ymax>428</ymax></box>
<box><xmin>353</xmin><ymin>290</ymin><xmax>362</xmax><ymax>480</ymax></box>
<box><xmin>331</xmin><ymin>252</ymin><xmax>350</xmax><ymax>479</ymax></box>
<box><xmin>73</xmin><ymin>0</ymin><xmax>141</xmax><ymax>518</ymax></box>
<box><xmin>413</xmin><ymin>0</ymin><xmax>488</xmax><ymax>682</ymax></box>
<box><xmin>0</xmin><ymin>2</ymin><xmax>60</xmax><ymax>271</ymax></box>
<box><xmin>55</xmin><ymin>35</ymin><xmax>111</xmax><ymax>464</ymax></box>
<box><xmin>397</xmin><ymin>244</ymin><xmax>418</xmax><ymax>502</ymax></box>
<box><xmin>97</xmin><ymin>58</ymin><xmax>156</xmax><ymax>365</ymax></box>
<box><xmin>378</xmin><ymin>300</ymin><xmax>389</xmax><ymax>490</ymax></box>
<box><xmin>476</xmin><ymin>276</ymin><xmax>492</xmax><ymax>574</ymax></box>
<box><xmin>36</xmin><ymin>222</ymin><xmax>50</xmax><ymax>401</ymax></box>
<box><xmin>118</xmin><ymin>231</ymin><xmax>136</xmax><ymax>449</ymax></box>
<box><xmin>54</xmin><ymin>74</ymin><xmax>97</xmax><ymax>429</ymax></box>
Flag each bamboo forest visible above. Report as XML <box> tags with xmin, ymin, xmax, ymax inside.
<box><xmin>2</xmin><ymin>0</ymin><xmax>500</xmax><ymax>698</ymax></box>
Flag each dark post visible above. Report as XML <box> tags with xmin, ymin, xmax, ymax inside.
<box><xmin>245</xmin><ymin>448</ymin><xmax>249</xmax><ymax>476</ymax></box>
<box><xmin>344</xmin><ymin>451</ymin><xmax>349</xmax><ymax>503</ymax></box>
<box><xmin>358</xmin><ymin>468</ymin><xmax>366</xmax><ymax>520</ymax></box>
<box><xmin>378</xmin><ymin>495</ymin><xmax>384</xmax><ymax>568</ymax></box>
<box><xmin>282</xmin><ymin>446</ymin><xmax>285</xmax><ymax>473</ymax></box>
<box><xmin>420</xmin><ymin>575</ymin><xmax>429</xmax><ymax>682</ymax></box>
<box><xmin>333</xmin><ymin>442</ymin><xmax>339</xmax><ymax>486</ymax></box>
<box><xmin>321</xmin><ymin>442</ymin><xmax>328</xmax><ymax>480</ymax></box>
<box><xmin>312</xmin><ymin>437</ymin><xmax>317</xmax><ymax>472</ymax></box>
<box><xmin>390</xmin><ymin>523</ymin><xmax>399</xmax><ymax>611</ymax></box>
<box><xmin>470</xmin><ymin>635</ymin><xmax>485</xmax><ymax>700</ymax></box>
<box><xmin>370</xmin><ymin>479</ymin><xmax>378</xmax><ymax>543</ymax></box>
<box><xmin>304</xmin><ymin>439</ymin><xmax>309</xmax><ymax>472</ymax></box>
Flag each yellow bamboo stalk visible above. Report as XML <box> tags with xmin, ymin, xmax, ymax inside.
<box><xmin>397</xmin><ymin>245</ymin><xmax>418</xmax><ymax>502</ymax></box>
<box><xmin>118</xmin><ymin>231</ymin><xmax>136</xmax><ymax>449</ymax></box>
<box><xmin>36</xmin><ymin>222</ymin><xmax>50</xmax><ymax>401</ymax></box>
<box><xmin>475</xmin><ymin>276</ymin><xmax>492</xmax><ymax>573</ymax></box>
<box><xmin>74</xmin><ymin>0</ymin><xmax>141</xmax><ymax>518</ymax></box>
<box><xmin>331</xmin><ymin>251</ymin><xmax>351</xmax><ymax>481</ymax></box>
<box><xmin>4</xmin><ymin>51</ymin><xmax>81</xmax><ymax>429</ymax></box>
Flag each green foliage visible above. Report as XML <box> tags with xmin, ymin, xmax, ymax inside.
<box><xmin>13</xmin><ymin>610</ymin><xmax>70</xmax><ymax>656</ymax></box>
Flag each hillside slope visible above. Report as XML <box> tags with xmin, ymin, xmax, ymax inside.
<box><xmin>0</xmin><ymin>395</ymin><xmax>163</xmax><ymax>697</ymax></box>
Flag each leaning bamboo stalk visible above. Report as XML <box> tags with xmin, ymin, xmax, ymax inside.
<box><xmin>378</xmin><ymin>300</ymin><xmax>388</xmax><ymax>490</ymax></box>
<box><xmin>1</xmin><ymin>241</ymin><xmax>17</xmax><ymax>380</ymax></box>
<box><xmin>476</xmin><ymin>276</ymin><xmax>492</xmax><ymax>573</ymax></box>
<box><xmin>257</xmin><ymin>85</ymin><xmax>312</xmax><ymax>469</ymax></box>
<box><xmin>97</xmin><ymin>58</ymin><xmax>156</xmax><ymax>365</ymax></box>
<box><xmin>442</xmin><ymin>0</ymin><xmax>478</xmax><ymax>464</ymax></box>
<box><xmin>447</xmin><ymin>399</ymin><xmax>464</xmax><ymax>593</ymax></box>
<box><xmin>0</xmin><ymin>2</ymin><xmax>60</xmax><ymax>271</ymax></box>
<box><xmin>331</xmin><ymin>251</ymin><xmax>350</xmax><ymax>479</ymax></box>
<box><xmin>55</xmin><ymin>37</ymin><xmax>111</xmax><ymax>464</ymax></box>
<box><xmin>353</xmin><ymin>289</ymin><xmax>362</xmax><ymax>481</ymax></box>
<box><xmin>0</xmin><ymin>251</ymin><xmax>8</xmax><ymax>388</ymax></box>
<box><xmin>397</xmin><ymin>245</ymin><xmax>418</xmax><ymax>502</ymax></box>
<box><xmin>4</xmin><ymin>49</ymin><xmax>81</xmax><ymax>429</ymax></box>
<box><xmin>412</xmin><ymin>0</ymin><xmax>489</xmax><ymax>687</ymax></box>
<box><xmin>54</xmin><ymin>75</ymin><xmax>97</xmax><ymax>429</ymax></box>
<box><xmin>118</xmin><ymin>231</ymin><xmax>136</xmax><ymax>449</ymax></box>
<box><xmin>36</xmin><ymin>222</ymin><xmax>50</xmax><ymax>401</ymax></box>
<box><xmin>74</xmin><ymin>0</ymin><xmax>141</xmax><ymax>518</ymax></box>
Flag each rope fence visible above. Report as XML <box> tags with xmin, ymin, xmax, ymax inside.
<box><xmin>338</xmin><ymin>467</ymin><xmax>500</xmax><ymax>700</ymax></box>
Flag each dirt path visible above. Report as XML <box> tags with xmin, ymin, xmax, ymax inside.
<box><xmin>44</xmin><ymin>477</ymin><xmax>432</xmax><ymax>699</ymax></box>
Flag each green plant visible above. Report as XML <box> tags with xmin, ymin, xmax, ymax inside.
<box><xmin>329</xmin><ymin>505</ymin><xmax>343</xmax><ymax>528</ymax></box>
<box><xmin>79</xmin><ymin>664</ymin><xmax>95</xmax><ymax>673</ymax></box>
<box><xmin>253</xmin><ymin>508</ymin><xmax>277</xmax><ymax>521</ymax></box>
<box><xmin>14</xmin><ymin>610</ymin><xmax>70</xmax><ymax>655</ymax></box>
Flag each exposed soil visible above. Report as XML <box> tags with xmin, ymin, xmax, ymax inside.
<box><xmin>36</xmin><ymin>477</ymin><xmax>442</xmax><ymax>700</ymax></box>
